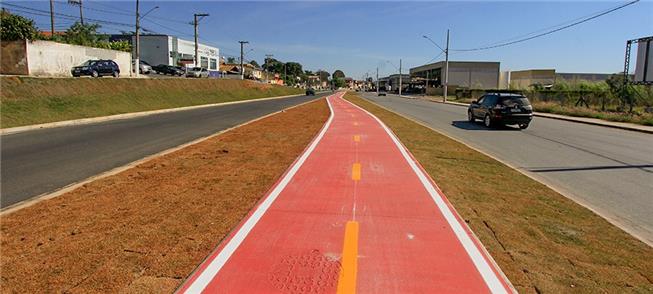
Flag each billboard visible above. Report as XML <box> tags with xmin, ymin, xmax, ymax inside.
<box><xmin>633</xmin><ymin>38</ymin><xmax>652</xmax><ymax>83</ymax></box>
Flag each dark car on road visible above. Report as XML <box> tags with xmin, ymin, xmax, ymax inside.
<box><xmin>152</xmin><ymin>64</ymin><xmax>184</xmax><ymax>76</ymax></box>
<box><xmin>377</xmin><ymin>89</ymin><xmax>387</xmax><ymax>96</ymax></box>
<box><xmin>71</xmin><ymin>60</ymin><xmax>120</xmax><ymax>78</ymax></box>
<box><xmin>306</xmin><ymin>88</ymin><xmax>315</xmax><ymax>96</ymax></box>
<box><xmin>468</xmin><ymin>92</ymin><xmax>533</xmax><ymax>129</ymax></box>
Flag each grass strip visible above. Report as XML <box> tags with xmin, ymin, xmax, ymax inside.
<box><xmin>0</xmin><ymin>99</ymin><xmax>329</xmax><ymax>292</ymax></box>
<box><xmin>0</xmin><ymin>77</ymin><xmax>303</xmax><ymax>128</ymax></box>
<box><xmin>346</xmin><ymin>92</ymin><xmax>653</xmax><ymax>293</ymax></box>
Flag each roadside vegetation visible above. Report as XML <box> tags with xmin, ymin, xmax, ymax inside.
<box><xmin>0</xmin><ymin>77</ymin><xmax>303</xmax><ymax>128</ymax></box>
<box><xmin>346</xmin><ymin>92</ymin><xmax>653</xmax><ymax>293</ymax></box>
<box><xmin>450</xmin><ymin>77</ymin><xmax>653</xmax><ymax>126</ymax></box>
<box><xmin>0</xmin><ymin>99</ymin><xmax>329</xmax><ymax>292</ymax></box>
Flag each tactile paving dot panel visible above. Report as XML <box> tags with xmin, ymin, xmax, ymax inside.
<box><xmin>268</xmin><ymin>249</ymin><xmax>341</xmax><ymax>293</ymax></box>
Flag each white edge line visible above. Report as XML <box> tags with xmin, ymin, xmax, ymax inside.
<box><xmin>181</xmin><ymin>93</ymin><xmax>337</xmax><ymax>293</ymax></box>
<box><xmin>343</xmin><ymin>95</ymin><xmax>510</xmax><ymax>294</ymax></box>
<box><xmin>0</xmin><ymin>97</ymin><xmax>323</xmax><ymax>216</ymax></box>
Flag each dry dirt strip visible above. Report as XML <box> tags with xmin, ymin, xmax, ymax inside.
<box><xmin>0</xmin><ymin>99</ymin><xmax>330</xmax><ymax>293</ymax></box>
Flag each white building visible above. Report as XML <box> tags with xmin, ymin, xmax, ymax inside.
<box><xmin>113</xmin><ymin>34</ymin><xmax>219</xmax><ymax>73</ymax></box>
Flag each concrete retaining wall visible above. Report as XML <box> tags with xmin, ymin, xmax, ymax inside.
<box><xmin>1</xmin><ymin>40</ymin><xmax>132</xmax><ymax>77</ymax></box>
<box><xmin>26</xmin><ymin>40</ymin><xmax>132</xmax><ymax>77</ymax></box>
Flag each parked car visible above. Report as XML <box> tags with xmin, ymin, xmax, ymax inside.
<box><xmin>133</xmin><ymin>60</ymin><xmax>152</xmax><ymax>74</ymax></box>
<box><xmin>468</xmin><ymin>92</ymin><xmax>533</xmax><ymax>129</ymax></box>
<box><xmin>186</xmin><ymin>67</ymin><xmax>209</xmax><ymax>78</ymax></box>
<box><xmin>71</xmin><ymin>60</ymin><xmax>120</xmax><ymax>78</ymax></box>
<box><xmin>152</xmin><ymin>64</ymin><xmax>184</xmax><ymax>76</ymax></box>
<box><xmin>306</xmin><ymin>88</ymin><xmax>315</xmax><ymax>96</ymax></box>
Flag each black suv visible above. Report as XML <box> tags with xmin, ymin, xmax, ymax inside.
<box><xmin>71</xmin><ymin>60</ymin><xmax>120</xmax><ymax>78</ymax></box>
<box><xmin>468</xmin><ymin>93</ymin><xmax>533</xmax><ymax>129</ymax></box>
<box><xmin>306</xmin><ymin>88</ymin><xmax>315</xmax><ymax>96</ymax></box>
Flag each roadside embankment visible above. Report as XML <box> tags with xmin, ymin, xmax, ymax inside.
<box><xmin>0</xmin><ymin>99</ymin><xmax>329</xmax><ymax>292</ymax></box>
<box><xmin>346</xmin><ymin>93</ymin><xmax>653</xmax><ymax>293</ymax></box>
<box><xmin>0</xmin><ymin>77</ymin><xmax>303</xmax><ymax>128</ymax></box>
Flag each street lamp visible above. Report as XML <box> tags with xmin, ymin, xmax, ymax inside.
<box><xmin>423</xmin><ymin>31</ymin><xmax>450</xmax><ymax>102</ymax></box>
<box><xmin>134</xmin><ymin>1</ymin><xmax>159</xmax><ymax>77</ymax></box>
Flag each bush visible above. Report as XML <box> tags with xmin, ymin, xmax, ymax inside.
<box><xmin>0</xmin><ymin>10</ymin><xmax>39</xmax><ymax>41</ymax></box>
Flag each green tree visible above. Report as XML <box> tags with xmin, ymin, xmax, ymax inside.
<box><xmin>0</xmin><ymin>10</ymin><xmax>39</xmax><ymax>41</ymax></box>
<box><xmin>332</xmin><ymin>77</ymin><xmax>345</xmax><ymax>88</ymax></box>
<box><xmin>226</xmin><ymin>57</ymin><xmax>236</xmax><ymax>64</ymax></box>
<box><xmin>249</xmin><ymin>60</ymin><xmax>259</xmax><ymax>68</ymax></box>
<box><xmin>64</xmin><ymin>22</ymin><xmax>107</xmax><ymax>46</ymax></box>
<box><xmin>333</xmin><ymin>70</ymin><xmax>345</xmax><ymax>79</ymax></box>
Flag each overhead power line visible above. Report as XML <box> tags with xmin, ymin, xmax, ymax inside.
<box><xmin>452</xmin><ymin>0</ymin><xmax>640</xmax><ymax>52</ymax></box>
<box><xmin>2</xmin><ymin>3</ymin><xmax>134</xmax><ymax>27</ymax></box>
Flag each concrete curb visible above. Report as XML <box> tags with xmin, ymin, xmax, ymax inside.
<box><xmin>1</xmin><ymin>93</ymin><xmax>310</xmax><ymax>136</ymax></box>
<box><xmin>0</xmin><ymin>97</ymin><xmax>326</xmax><ymax>216</ymax></box>
<box><xmin>397</xmin><ymin>95</ymin><xmax>653</xmax><ymax>134</ymax></box>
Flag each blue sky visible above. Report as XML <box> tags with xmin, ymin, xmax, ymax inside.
<box><xmin>8</xmin><ymin>1</ymin><xmax>653</xmax><ymax>78</ymax></box>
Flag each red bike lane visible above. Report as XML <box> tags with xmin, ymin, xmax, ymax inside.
<box><xmin>178</xmin><ymin>92</ymin><xmax>513</xmax><ymax>293</ymax></box>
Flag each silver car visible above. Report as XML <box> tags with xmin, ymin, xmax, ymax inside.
<box><xmin>133</xmin><ymin>60</ymin><xmax>152</xmax><ymax>74</ymax></box>
<box><xmin>186</xmin><ymin>67</ymin><xmax>209</xmax><ymax>78</ymax></box>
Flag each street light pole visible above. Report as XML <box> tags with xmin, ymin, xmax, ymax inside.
<box><xmin>135</xmin><ymin>3</ymin><xmax>158</xmax><ymax>78</ymax></box>
<box><xmin>444</xmin><ymin>29</ymin><xmax>450</xmax><ymax>103</ymax></box>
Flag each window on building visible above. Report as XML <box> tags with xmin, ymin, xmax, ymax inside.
<box><xmin>200</xmin><ymin>56</ymin><xmax>209</xmax><ymax>69</ymax></box>
<box><xmin>210</xmin><ymin>58</ymin><xmax>217</xmax><ymax>70</ymax></box>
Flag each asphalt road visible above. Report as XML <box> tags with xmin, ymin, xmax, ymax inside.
<box><xmin>1</xmin><ymin>94</ymin><xmax>326</xmax><ymax>208</ymax></box>
<box><xmin>361</xmin><ymin>93</ymin><xmax>653</xmax><ymax>245</ymax></box>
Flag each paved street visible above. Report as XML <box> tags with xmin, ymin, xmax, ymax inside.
<box><xmin>362</xmin><ymin>93</ymin><xmax>653</xmax><ymax>245</ymax></box>
<box><xmin>0</xmin><ymin>94</ymin><xmax>326</xmax><ymax>208</ymax></box>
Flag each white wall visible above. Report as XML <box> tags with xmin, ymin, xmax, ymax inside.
<box><xmin>26</xmin><ymin>40</ymin><xmax>132</xmax><ymax>77</ymax></box>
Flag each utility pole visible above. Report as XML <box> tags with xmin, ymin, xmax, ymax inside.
<box><xmin>135</xmin><ymin>0</ymin><xmax>140</xmax><ymax>78</ymax></box>
<box><xmin>265</xmin><ymin>54</ymin><xmax>273</xmax><ymax>83</ymax></box>
<box><xmin>193</xmin><ymin>13</ymin><xmax>209</xmax><ymax>67</ymax></box>
<box><xmin>425</xmin><ymin>70</ymin><xmax>429</xmax><ymax>96</ymax></box>
<box><xmin>49</xmin><ymin>0</ymin><xmax>54</xmax><ymax>35</ymax></box>
<box><xmin>239</xmin><ymin>41</ymin><xmax>249</xmax><ymax>80</ymax></box>
<box><xmin>78</xmin><ymin>0</ymin><xmax>83</xmax><ymax>25</ymax></box>
<box><xmin>67</xmin><ymin>0</ymin><xmax>83</xmax><ymax>25</ymax></box>
<box><xmin>444</xmin><ymin>29</ymin><xmax>450</xmax><ymax>103</ymax></box>
<box><xmin>376</xmin><ymin>67</ymin><xmax>379</xmax><ymax>95</ymax></box>
<box><xmin>399</xmin><ymin>58</ymin><xmax>402</xmax><ymax>97</ymax></box>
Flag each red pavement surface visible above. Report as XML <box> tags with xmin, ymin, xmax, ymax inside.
<box><xmin>178</xmin><ymin>93</ymin><xmax>514</xmax><ymax>293</ymax></box>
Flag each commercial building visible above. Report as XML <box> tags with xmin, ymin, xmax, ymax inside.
<box><xmin>378</xmin><ymin>74</ymin><xmax>411</xmax><ymax>92</ymax></box>
<box><xmin>410</xmin><ymin>61</ymin><xmax>500</xmax><ymax>91</ymax></box>
<box><xmin>110</xmin><ymin>34</ymin><xmax>219</xmax><ymax>72</ymax></box>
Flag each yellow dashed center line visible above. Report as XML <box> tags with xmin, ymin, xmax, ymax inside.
<box><xmin>337</xmin><ymin>221</ymin><xmax>359</xmax><ymax>294</ymax></box>
<box><xmin>353</xmin><ymin>122</ymin><xmax>359</xmax><ymax>126</ymax></box>
<box><xmin>352</xmin><ymin>163</ymin><xmax>361</xmax><ymax>181</ymax></box>
<box><xmin>353</xmin><ymin>135</ymin><xmax>360</xmax><ymax>143</ymax></box>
